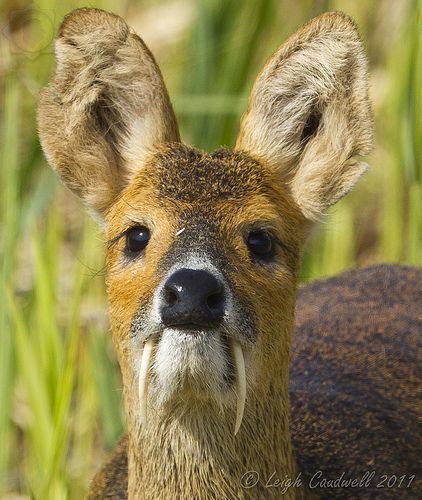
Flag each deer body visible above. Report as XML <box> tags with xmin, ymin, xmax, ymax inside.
<box><xmin>37</xmin><ymin>8</ymin><xmax>421</xmax><ymax>499</ymax></box>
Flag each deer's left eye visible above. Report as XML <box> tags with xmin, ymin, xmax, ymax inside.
<box><xmin>247</xmin><ymin>231</ymin><xmax>273</xmax><ymax>259</ymax></box>
<box><xmin>125</xmin><ymin>226</ymin><xmax>150</xmax><ymax>254</ymax></box>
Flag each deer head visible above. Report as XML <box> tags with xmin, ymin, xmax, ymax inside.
<box><xmin>38</xmin><ymin>8</ymin><xmax>372</xmax><ymax>498</ymax></box>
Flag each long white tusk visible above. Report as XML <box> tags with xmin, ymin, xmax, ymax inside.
<box><xmin>231</xmin><ymin>339</ymin><xmax>246</xmax><ymax>435</ymax></box>
<box><xmin>138</xmin><ymin>339</ymin><xmax>155</xmax><ymax>427</ymax></box>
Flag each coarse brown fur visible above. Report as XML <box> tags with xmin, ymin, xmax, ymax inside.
<box><xmin>88</xmin><ymin>264</ymin><xmax>422</xmax><ymax>499</ymax></box>
<box><xmin>37</xmin><ymin>7</ymin><xmax>420</xmax><ymax>500</ymax></box>
<box><xmin>105</xmin><ymin>145</ymin><xmax>304</xmax><ymax>499</ymax></box>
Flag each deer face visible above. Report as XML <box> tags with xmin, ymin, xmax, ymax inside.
<box><xmin>38</xmin><ymin>8</ymin><xmax>372</xmax><ymax>431</ymax></box>
<box><xmin>105</xmin><ymin>144</ymin><xmax>302</xmax><ymax>415</ymax></box>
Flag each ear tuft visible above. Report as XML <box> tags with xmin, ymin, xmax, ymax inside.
<box><xmin>38</xmin><ymin>8</ymin><xmax>179</xmax><ymax>215</ymax></box>
<box><xmin>236</xmin><ymin>12</ymin><xmax>373</xmax><ymax>220</ymax></box>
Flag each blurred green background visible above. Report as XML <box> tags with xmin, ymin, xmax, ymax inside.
<box><xmin>0</xmin><ymin>0</ymin><xmax>420</xmax><ymax>498</ymax></box>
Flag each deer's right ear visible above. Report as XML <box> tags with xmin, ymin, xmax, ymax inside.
<box><xmin>38</xmin><ymin>8</ymin><xmax>179</xmax><ymax>215</ymax></box>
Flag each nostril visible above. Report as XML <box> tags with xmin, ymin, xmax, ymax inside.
<box><xmin>164</xmin><ymin>287</ymin><xmax>178</xmax><ymax>307</ymax></box>
<box><xmin>206</xmin><ymin>289</ymin><xmax>224</xmax><ymax>310</ymax></box>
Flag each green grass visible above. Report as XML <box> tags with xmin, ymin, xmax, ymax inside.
<box><xmin>0</xmin><ymin>0</ymin><xmax>420</xmax><ymax>497</ymax></box>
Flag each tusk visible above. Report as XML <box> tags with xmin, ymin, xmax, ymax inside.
<box><xmin>138</xmin><ymin>339</ymin><xmax>155</xmax><ymax>427</ymax></box>
<box><xmin>231</xmin><ymin>339</ymin><xmax>246</xmax><ymax>435</ymax></box>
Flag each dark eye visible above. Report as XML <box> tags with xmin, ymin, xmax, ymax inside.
<box><xmin>247</xmin><ymin>230</ymin><xmax>273</xmax><ymax>259</ymax></box>
<box><xmin>125</xmin><ymin>226</ymin><xmax>150</xmax><ymax>254</ymax></box>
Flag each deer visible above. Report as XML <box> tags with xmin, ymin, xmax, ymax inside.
<box><xmin>37</xmin><ymin>8</ymin><xmax>421</xmax><ymax>499</ymax></box>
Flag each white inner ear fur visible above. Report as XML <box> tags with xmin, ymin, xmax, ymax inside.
<box><xmin>121</xmin><ymin>113</ymin><xmax>169</xmax><ymax>173</ymax></box>
<box><xmin>38</xmin><ymin>9</ymin><xmax>180</xmax><ymax>216</ymax></box>
<box><xmin>236</xmin><ymin>13</ymin><xmax>373</xmax><ymax>221</ymax></box>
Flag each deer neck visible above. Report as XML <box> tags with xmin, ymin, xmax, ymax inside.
<box><xmin>123</xmin><ymin>354</ymin><xmax>305</xmax><ymax>499</ymax></box>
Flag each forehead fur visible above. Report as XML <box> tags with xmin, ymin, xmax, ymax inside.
<box><xmin>148</xmin><ymin>144</ymin><xmax>273</xmax><ymax>203</ymax></box>
<box><xmin>108</xmin><ymin>142</ymin><xmax>307</xmax><ymax>254</ymax></box>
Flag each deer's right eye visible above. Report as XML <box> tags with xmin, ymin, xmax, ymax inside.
<box><xmin>125</xmin><ymin>226</ymin><xmax>150</xmax><ymax>254</ymax></box>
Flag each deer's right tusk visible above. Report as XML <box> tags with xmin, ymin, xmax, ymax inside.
<box><xmin>138</xmin><ymin>338</ymin><xmax>155</xmax><ymax>427</ymax></box>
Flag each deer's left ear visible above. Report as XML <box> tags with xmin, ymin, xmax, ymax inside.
<box><xmin>236</xmin><ymin>12</ymin><xmax>373</xmax><ymax>221</ymax></box>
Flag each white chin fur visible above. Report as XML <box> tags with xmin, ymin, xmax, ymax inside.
<box><xmin>149</xmin><ymin>328</ymin><xmax>229</xmax><ymax>408</ymax></box>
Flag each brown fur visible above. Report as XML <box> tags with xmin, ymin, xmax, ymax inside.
<box><xmin>104</xmin><ymin>145</ymin><xmax>303</xmax><ymax>499</ymax></box>
<box><xmin>291</xmin><ymin>264</ymin><xmax>422</xmax><ymax>498</ymax></box>
<box><xmin>37</xmin><ymin>8</ymin><xmax>420</xmax><ymax>500</ymax></box>
<box><xmin>88</xmin><ymin>264</ymin><xmax>422</xmax><ymax>499</ymax></box>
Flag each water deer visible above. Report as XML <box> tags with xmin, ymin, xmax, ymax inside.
<box><xmin>37</xmin><ymin>8</ymin><xmax>421</xmax><ymax>499</ymax></box>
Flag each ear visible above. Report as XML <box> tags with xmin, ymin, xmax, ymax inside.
<box><xmin>236</xmin><ymin>12</ymin><xmax>373</xmax><ymax>221</ymax></box>
<box><xmin>38</xmin><ymin>8</ymin><xmax>180</xmax><ymax>215</ymax></box>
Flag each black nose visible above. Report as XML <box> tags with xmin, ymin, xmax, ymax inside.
<box><xmin>161</xmin><ymin>268</ymin><xmax>225</xmax><ymax>328</ymax></box>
